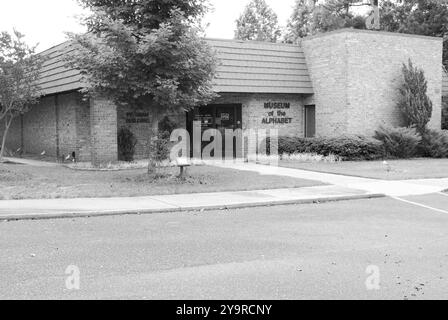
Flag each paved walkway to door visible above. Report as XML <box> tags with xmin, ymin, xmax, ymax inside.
<box><xmin>211</xmin><ymin>162</ymin><xmax>448</xmax><ymax>197</ymax></box>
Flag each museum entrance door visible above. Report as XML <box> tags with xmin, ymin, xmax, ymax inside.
<box><xmin>187</xmin><ymin>104</ymin><xmax>242</xmax><ymax>159</ymax></box>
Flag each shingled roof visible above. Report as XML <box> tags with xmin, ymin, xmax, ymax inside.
<box><xmin>208</xmin><ymin>39</ymin><xmax>313</xmax><ymax>94</ymax></box>
<box><xmin>37</xmin><ymin>41</ymin><xmax>83</xmax><ymax>96</ymax></box>
<box><xmin>36</xmin><ymin>38</ymin><xmax>314</xmax><ymax>96</ymax></box>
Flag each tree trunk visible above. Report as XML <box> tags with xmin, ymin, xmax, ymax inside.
<box><xmin>147</xmin><ymin>113</ymin><xmax>161</xmax><ymax>174</ymax></box>
<box><xmin>0</xmin><ymin>116</ymin><xmax>13</xmax><ymax>162</ymax></box>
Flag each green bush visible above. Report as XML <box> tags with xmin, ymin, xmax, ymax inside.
<box><xmin>149</xmin><ymin>116</ymin><xmax>177</xmax><ymax>163</ymax></box>
<box><xmin>373</xmin><ymin>126</ymin><xmax>421</xmax><ymax>159</ymax></box>
<box><xmin>268</xmin><ymin>136</ymin><xmax>384</xmax><ymax>161</ymax></box>
<box><xmin>158</xmin><ymin>116</ymin><xmax>177</xmax><ymax>134</ymax></box>
<box><xmin>118</xmin><ymin>127</ymin><xmax>137</xmax><ymax>162</ymax></box>
<box><xmin>149</xmin><ymin>130</ymin><xmax>171</xmax><ymax>163</ymax></box>
<box><xmin>421</xmin><ymin>129</ymin><xmax>448</xmax><ymax>158</ymax></box>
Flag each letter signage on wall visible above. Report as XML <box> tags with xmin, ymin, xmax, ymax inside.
<box><xmin>126</xmin><ymin>112</ymin><xmax>150</xmax><ymax>124</ymax></box>
<box><xmin>262</xmin><ymin>102</ymin><xmax>293</xmax><ymax>125</ymax></box>
<box><xmin>264</xmin><ymin>102</ymin><xmax>290</xmax><ymax>109</ymax></box>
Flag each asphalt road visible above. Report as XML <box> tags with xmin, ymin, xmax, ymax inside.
<box><xmin>1</xmin><ymin>195</ymin><xmax>448</xmax><ymax>300</ymax></box>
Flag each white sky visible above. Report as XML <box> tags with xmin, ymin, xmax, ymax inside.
<box><xmin>0</xmin><ymin>0</ymin><xmax>296</xmax><ymax>52</ymax></box>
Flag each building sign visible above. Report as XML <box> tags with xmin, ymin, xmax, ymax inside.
<box><xmin>262</xmin><ymin>102</ymin><xmax>293</xmax><ymax>125</ymax></box>
<box><xmin>126</xmin><ymin>112</ymin><xmax>150</xmax><ymax>124</ymax></box>
<box><xmin>194</xmin><ymin>113</ymin><xmax>214</xmax><ymax>129</ymax></box>
<box><xmin>264</xmin><ymin>102</ymin><xmax>290</xmax><ymax>109</ymax></box>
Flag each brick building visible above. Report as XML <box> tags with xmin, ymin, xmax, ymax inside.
<box><xmin>443</xmin><ymin>67</ymin><xmax>448</xmax><ymax>130</ymax></box>
<box><xmin>0</xmin><ymin>29</ymin><xmax>445</xmax><ymax>163</ymax></box>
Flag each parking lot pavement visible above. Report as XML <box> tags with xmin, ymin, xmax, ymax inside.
<box><xmin>393</xmin><ymin>193</ymin><xmax>448</xmax><ymax>214</ymax></box>
<box><xmin>1</xmin><ymin>197</ymin><xmax>448</xmax><ymax>300</ymax></box>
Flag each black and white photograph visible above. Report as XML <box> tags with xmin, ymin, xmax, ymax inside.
<box><xmin>1</xmin><ymin>0</ymin><xmax>448</xmax><ymax>304</ymax></box>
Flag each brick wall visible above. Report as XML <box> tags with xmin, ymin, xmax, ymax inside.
<box><xmin>117</xmin><ymin>106</ymin><xmax>151</xmax><ymax>159</ymax></box>
<box><xmin>90</xmin><ymin>96</ymin><xmax>118</xmax><ymax>164</ymax></box>
<box><xmin>303</xmin><ymin>29</ymin><xmax>443</xmax><ymax>137</ymax></box>
<box><xmin>213</xmin><ymin>93</ymin><xmax>306</xmax><ymax>137</ymax></box>
<box><xmin>302</xmin><ymin>32</ymin><xmax>350</xmax><ymax>136</ymax></box>
<box><xmin>112</xmin><ymin>94</ymin><xmax>306</xmax><ymax>159</ymax></box>
<box><xmin>204</xmin><ymin>93</ymin><xmax>306</xmax><ymax>158</ymax></box>
<box><xmin>56</xmin><ymin>94</ymin><xmax>78</xmax><ymax>158</ymax></box>
<box><xmin>22</xmin><ymin>96</ymin><xmax>58</xmax><ymax>156</ymax></box>
<box><xmin>1</xmin><ymin>91</ymin><xmax>190</xmax><ymax>163</ymax></box>
<box><xmin>114</xmin><ymin>94</ymin><xmax>305</xmax><ymax>160</ymax></box>
<box><xmin>0</xmin><ymin>92</ymin><xmax>93</xmax><ymax>161</ymax></box>
<box><xmin>75</xmin><ymin>97</ymin><xmax>91</xmax><ymax>162</ymax></box>
<box><xmin>117</xmin><ymin>106</ymin><xmax>187</xmax><ymax>160</ymax></box>
<box><xmin>0</xmin><ymin>115</ymin><xmax>22</xmax><ymax>153</ymax></box>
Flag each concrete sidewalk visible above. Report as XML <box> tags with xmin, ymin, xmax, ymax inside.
<box><xmin>2</xmin><ymin>157</ymin><xmax>59</xmax><ymax>167</ymax></box>
<box><xmin>0</xmin><ymin>185</ymin><xmax>382</xmax><ymax>221</ymax></box>
<box><xmin>3</xmin><ymin>159</ymin><xmax>445</xmax><ymax>222</ymax></box>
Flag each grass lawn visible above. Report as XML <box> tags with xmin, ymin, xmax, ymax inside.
<box><xmin>0</xmin><ymin>163</ymin><xmax>323</xmax><ymax>200</ymax></box>
<box><xmin>280</xmin><ymin>158</ymin><xmax>448</xmax><ymax>180</ymax></box>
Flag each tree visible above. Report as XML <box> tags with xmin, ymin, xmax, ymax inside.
<box><xmin>284</xmin><ymin>0</ymin><xmax>368</xmax><ymax>42</ymax></box>
<box><xmin>380</xmin><ymin>0</ymin><xmax>448</xmax><ymax>69</ymax></box>
<box><xmin>285</xmin><ymin>0</ymin><xmax>317</xmax><ymax>42</ymax></box>
<box><xmin>235</xmin><ymin>0</ymin><xmax>282</xmax><ymax>42</ymax></box>
<box><xmin>0</xmin><ymin>30</ymin><xmax>42</xmax><ymax>161</ymax></box>
<box><xmin>398</xmin><ymin>60</ymin><xmax>433</xmax><ymax>134</ymax></box>
<box><xmin>68</xmin><ymin>0</ymin><xmax>218</xmax><ymax>171</ymax></box>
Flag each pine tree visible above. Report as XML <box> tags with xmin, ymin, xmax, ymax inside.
<box><xmin>398</xmin><ymin>60</ymin><xmax>433</xmax><ymax>134</ymax></box>
<box><xmin>285</xmin><ymin>0</ymin><xmax>316</xmax><ymax>42</ymax></box>
<box><xmin>235</xmin><ymin>0</ymin><xmax>281</xmax><ymax>42</ymax></box>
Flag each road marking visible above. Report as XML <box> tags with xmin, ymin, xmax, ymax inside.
<box><xmin>392</xmin><ymin>197</ymin><xmax>448</xmax><ymax>214</ymax></box>
<box><xmin>437</xmin><ymin>192</ymin><xmax>448</xmax><ymax>197</ymax></box>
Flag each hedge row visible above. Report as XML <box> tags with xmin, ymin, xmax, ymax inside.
<box><xmin>269</xmin><ymin>127</ymin><xmax>448</xmax><ymax>161</ymax></box>
<box><xmin>374</xmin><ymin>126</ymin><xmax>448</xmax><ymax>159</ymax></box>
<box><xmin>267</xmin><ymin>136</ymin><xmax>385</xmax><ymax>161</ymax></box>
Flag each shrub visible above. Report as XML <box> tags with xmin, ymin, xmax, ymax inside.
<box><xmin>307</xmin><ymin>136</ymin><xmax>384</xmax><ymax>161</ymax></box>
<box><xmin>373</xmin><ymin>126</ymin><xmax>421</xmax><ymax>159</ymax></box>
<box><xmin>118</xmin><ymin>127</ymin><xmax>137</xmax><ymax>162</ymax></box>
<box><xmin>421</xmin><ymin>129</ymin><xmax>448</xmax><ymax>158</ymax></box>
<box><xmin>158</xmin><ymin>116</ymin><xmax>177</xmax><ymax>134</ymax></box>
<box><xmin>150</xmin><ymin>130</ymin><xmax>171</xmax><ymax>164</ymax></box>
<box><xmin>150</xmin><ymin>116</ymin><xmax>177</xmax><ymax>164</ymax></box>
<box><xmin>267</xmin><ymin>135</ymin><xmax>384</xmax><ymax>161</ymax></box>
<box><xmin>397</xmin><ymin>60</ymin><xmax>433</xmax><ymax>134</ymax></box>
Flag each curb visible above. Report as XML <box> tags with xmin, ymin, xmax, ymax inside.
<box><xmin>0</xmin><ymin>193</ymin><xmax>385</xmax><ymax>222</ymax></box>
